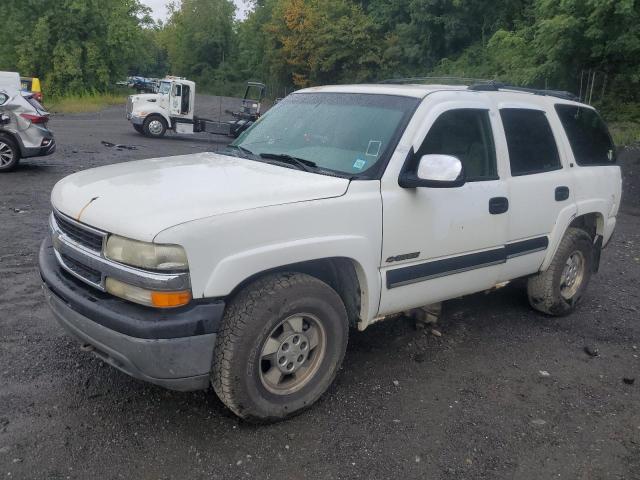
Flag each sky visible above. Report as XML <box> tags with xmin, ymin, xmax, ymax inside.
<box><xmin>140</xmin><ymin>0</ymin><xmax>251</xmax><ymax>22</ymax></box>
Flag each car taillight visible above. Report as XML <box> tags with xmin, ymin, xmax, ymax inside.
<box><xmin>20</xmin><ymin>113</ymin><xmax>48</xmax><ymax>124</ymax></box>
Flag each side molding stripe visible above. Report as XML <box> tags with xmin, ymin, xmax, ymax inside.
<box><xmin>504</xmin><ymin>236</ymin><xmax>549</xmax><ymax>259</ymax></box>
<box><xmin>386</xmin><ymin>236</ymin><xmax>548</xmax><ymax>289</ymax></box>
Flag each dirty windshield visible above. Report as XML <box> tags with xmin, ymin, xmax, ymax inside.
<box><xmin>231</xmin><ymin>92</ymin><xmax>419</xmax><ymax>177</ymax></box>
<box><xmin>159</xmin><ymin>81</ymin><xmax>171</xmax><ymax>95</ymax></box>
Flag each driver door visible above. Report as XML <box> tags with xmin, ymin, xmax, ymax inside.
<box><xmin>170</xmin><ymin>83</ymin><xmax>182</xmax><ymax>117</ymax></box>
<box><xmin>379</xmin><ymin>93</ymin><xmax>509</xmax><ymax>316</ymax></box>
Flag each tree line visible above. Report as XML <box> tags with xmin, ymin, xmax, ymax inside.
<box><xmin>2</xmin><ymin>0</ymin><xmax>639</xmax><ymax>111</ymax></box>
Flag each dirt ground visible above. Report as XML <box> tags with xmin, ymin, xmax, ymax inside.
<box><xmin>0</xmin><ymin>96</ymin><xmax>639</xmax><ymax>480</ymax></box>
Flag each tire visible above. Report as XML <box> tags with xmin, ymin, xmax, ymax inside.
<box><xmin>0</xmin><ymin>134</ymin><xmax>20</xmax><ymax>172</ymax></box>
<box><xmin>527</xmin><ymin>227</ymin><xmax>594</xmax><ymax>316</ymax></box>
<box><xmin>133</xmin><ymin>124</ymin><xmax>144</xmax><ymax>134</ymax></box>
<box><xmin>212</xmin><ymin>272</ymin><xmax>349</xmax><ymax>422</ymax></box>
<box><xmin>142</xmin><ymin>115</ymin><xmax>167</xmax><ymax>138</ymax></box>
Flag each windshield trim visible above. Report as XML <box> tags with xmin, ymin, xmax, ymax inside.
<box><xmin>232</xmin><ymin>92</ymin><xmax>422</xmax><ymax>181</ymax></box>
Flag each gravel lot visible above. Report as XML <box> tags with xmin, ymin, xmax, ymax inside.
<box><xmin>0</xmin><ymin>96</ymin><xmax>639</xmax><ymax>480</ymax></box>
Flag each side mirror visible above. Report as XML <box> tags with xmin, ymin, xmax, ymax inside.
<box><xmin>399</xmin><ymin>154</ymin><xmax>465</xmax><ymax>188</ymax></box>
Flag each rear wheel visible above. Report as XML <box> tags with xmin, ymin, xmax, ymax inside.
<box><xmin>142</xmin><ymin>115</ymin><xmax>167</xmax><ymax>138</ymax></box>
<box><xmin>0</xmin><ymin>135</ymin><xmax>20</xmax><ymax>172</ymax></box>
<box><xmin>527</xmin><ymin>228</ymin><xmax>594</xmax><ymax>316</ymax></box>
<box><xmin>212</xmin><ymin>272</ymin><xmax>349</xmax><ymax>422</ymax></box>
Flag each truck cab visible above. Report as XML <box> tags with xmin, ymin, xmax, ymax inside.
<box><xmin>127</xmin><ymin>77</ymin><xmax>195</xmax><ymax>136</ymax></box>
<box><xmin>43</xmin><ymin>82</ymin><xmax>621</xmax><ymax>422</ymax></box>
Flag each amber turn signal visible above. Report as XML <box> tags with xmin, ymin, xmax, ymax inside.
<box><xmin>151</xmin><ymin>290</ymin><xmax>192</xmax><ymax>308</ymax></box>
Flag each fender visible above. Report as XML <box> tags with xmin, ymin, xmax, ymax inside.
<box><xmin>154</xmin><ymin>181</ymin><xmax>384</xmax><ymax>326</ymax></box>
<box><xmin>130</xmin><ymin>100</ymin><xmax>172</xmax><ymax>128</ymax></box>
<box><xmin>541</xmin><ymin>200</ymin><xmax>607</xmax><ymax>271</ymax></box>
<box><xmin>140</xmin><ymin>108</ymin><xmax>172</xmax><ymax>128</ymax></box>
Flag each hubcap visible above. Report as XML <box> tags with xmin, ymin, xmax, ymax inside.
<box><xmin>148</xmin><ymin>120</ymin><xmax>163</xmax><ymax>135</ymax></box>
<box><xmin>0</xmin><ymin>142</ymin><xmax>14</xmax><ymax>166</ymax></box>
<box><xmin>259</xmin><ymin>313</ymin><xmax>326</xmax><ymax>395</ymax></box>
<box><xmin>560</xmin><ymin>250</ymin><xmax>585</xmax><ymax>300</ymax></box>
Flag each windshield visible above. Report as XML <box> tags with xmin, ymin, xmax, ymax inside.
<box><xmin>159</xmin><ymin>81</ymin><xmax>171</xmax><ymax>95</ymax></box>
<box><xmin>231</xmin><ymin>92</ymin><xmax>419</xmax><ymax>177</ymax></box>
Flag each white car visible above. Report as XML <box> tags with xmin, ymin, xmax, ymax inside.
<box><xmin>40</xmin><ymin>82</ymin><xmax>621</xmax><ymax>421</ymax></box>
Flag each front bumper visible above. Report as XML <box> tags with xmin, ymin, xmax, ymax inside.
<box><xmin>39</xmin><ymin>237</ymin><xmax>225</xmax><ymax>391</ymax></box>
<box><xmin>129</xmin><ymin>115</ymin><xmax>145</xmax><ymax>125</ymax></box>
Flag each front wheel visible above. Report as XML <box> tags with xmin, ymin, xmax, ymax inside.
<box><xmin>133</xmin><ymin>124</ymin><xmax>144</xmax><ymax>135</ymax></box>
<box><xmin>212</xmin><ymin>273</ymin><xmax>349</xmax><ymax>422</ymax></box>
<box><xmin>527</xmin><ymin>228</ymin><xmax>594</xmax><ymax>316</ymax></box>
<box><xmin>142</xmin><ymin>115</ymin><xmax>167</xmax><ymax>138</ymax></box>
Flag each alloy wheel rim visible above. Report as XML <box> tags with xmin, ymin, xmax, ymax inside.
<box><xmin>148</xmin><ymin>120</ymin><xmax>163</xmax><ymax>135</ymax></box>
<box><xmin>259</xmin><ymin>313</ymin><xmax>326</xmax><ymax>395</ymax></box>
<box><xmin>0</xmin><ymin>142</ymin><xmax>14</xmax><ymax>166</ymax></box>
<box><xmin>560</xmin><ymin>250</ymin><xmax>585</xmax><ymax>300</ymax></box>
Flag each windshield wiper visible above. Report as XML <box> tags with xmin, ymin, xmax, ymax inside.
<box><xmin>224</xmin><ymin>144</ymin><xmax>256</xmax><ymax>159</ymax></box>
<box><xmin>259</xmin><ymin>153</ymin><xmax>317</xmax><ymax>172</ymax></box>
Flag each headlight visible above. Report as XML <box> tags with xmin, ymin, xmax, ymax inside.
<box><xmin>105</xmin><ymin>235</ymin><xmax>189</xmax><ymax>271</ymax></box>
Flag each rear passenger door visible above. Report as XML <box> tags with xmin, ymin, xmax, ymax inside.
<box><xmin>496</xmin><ymin>106</ymin><xmax>575</xmax><ymax>280</ymax></box>
<box><xmin>554</xmin><ymin>104</ymin><xmax>621</xmax><ymax>245</ymax></box>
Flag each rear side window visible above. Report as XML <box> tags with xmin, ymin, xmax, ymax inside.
<box><xmin>500</xmin><ymin>109</ymin><xmax>561</xmax><ymax>176</ymax></box>
<box><xmin>418</xmin><ymin>109</ymin><xmax>498</xmax><ymax>181</ymax></box>
<box><xmin>25</xmin><ymin>95</ymin><xmax>45</xmax><ymax>113</ymax></box>
<box><xmin>555</xmin><ymin>105</ymin><xmax>616</xmax><ymax>165</ymax></box>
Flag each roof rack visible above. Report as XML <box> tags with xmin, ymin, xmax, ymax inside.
<box><xmin>378</xmin><ymin>76</ymin><xmax>492</xmax><ymax>86</ymax></box>
<box><xmin>468</xmin><ymin>81</ymin><xmax>579</xmax><ymax>101</ymax></box>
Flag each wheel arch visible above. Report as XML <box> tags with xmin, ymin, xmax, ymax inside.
<box><xmin>145</xmin><ymin>112</ymin><xmax>171</xmax><ymax>128</ymax></box>
<box><xmin>568</xmin><ymin>211</ymin><xmax>604</xmax><ymax>240</ymax></box>
<box><xmin>541</xmin><ymin>210</ymin><xmax>604</xmax><ymax>271</ymax></box>
<box><xmin>0</xmin><ymin>129</ymin><xmax>24</xmax><ymax>157</ymax></box>
<box><xmin>226</xmin><ymin>257</ymin><xmax>366</xmax><ymax>329</ymax></box>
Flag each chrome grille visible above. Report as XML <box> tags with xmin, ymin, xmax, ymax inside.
<box><xmin>53</xmin><ymin>211</ymin><xmax>104</xmax><ymax>252</ymax></box>
<box><xmin>59</xmin><ymin>253</ymin><xmax>102</xmax><ymax>285</ymax></box>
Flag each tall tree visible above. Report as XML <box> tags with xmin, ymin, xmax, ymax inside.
<box><xmin>161</xmin><ymin>0</ymin><xmax>236</xmax><ymax>80</ymax></box>
<box><xmin>265</xmin><ymin>0</ymin><xmax>380</xmax><ymax>87</ymax></box>
<box><xmin>1</xmin><ymin>0</ymin><xmax>152</xmax><ymax>95</ymax></box>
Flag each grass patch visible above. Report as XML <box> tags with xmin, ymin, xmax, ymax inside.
<box><xmin>47</xmin><ymin>91</ymin><xmax>128</xmax><ymax>114</ymax></box>
<box><xmin>609</xmin><ymin>121</ymin><xmax>640</xmax><ymax>147</ymax></box>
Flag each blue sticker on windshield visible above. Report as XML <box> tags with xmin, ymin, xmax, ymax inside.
<box><xmin>353</xmin><ymin>158</ymin><xmax>366</xmax><ymax>170</ymax></box>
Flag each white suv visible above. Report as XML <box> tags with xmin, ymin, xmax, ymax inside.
<box><xmin>40</xmin><ymin>83</ymin><xmax>621</xmax><ymax>421</ymax></box>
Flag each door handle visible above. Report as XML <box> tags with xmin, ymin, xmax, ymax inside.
<box><xmin>489</xmin><ymin>197</ymin><xmax>509</xmax><ymax>215</ymax></box>
<box><xmin>555</xmin><ymin>186</ymin><xmax>570</xmax><ymax>201</ymax></box>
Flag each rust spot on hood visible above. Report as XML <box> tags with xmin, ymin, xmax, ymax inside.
<box><xmin>76</xmin><ymin>197</ymin><xmax>99</xmax><ymax>221</ymax></box>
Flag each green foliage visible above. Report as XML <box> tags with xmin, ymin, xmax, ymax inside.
<box><xmin>0</xmin><ymin>0</ymin><xmax>153</xmax><ymax>95</ymax></box>
<box><xmin>2</xmin><ymin>0</ymin><xmax>639</xmax><ymax>141</ymax></box>
<box><xmin>264</xmin><ymin>0</ymin><xmax>380</xmax><ymax>87</ymax></box>
<box><xmin>160</xmin><ymin>0</ymin><xmax>236</xmax><ymax>79</ymax></box>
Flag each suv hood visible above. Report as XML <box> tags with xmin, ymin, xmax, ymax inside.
<box><xmin>51</xmin><ymin>152</ymin><xmax>350</xmax><ymax>241</ymax></box>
